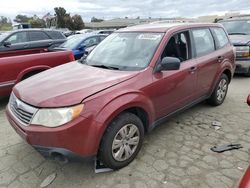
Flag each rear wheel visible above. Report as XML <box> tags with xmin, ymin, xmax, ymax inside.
<box><xmin>207</xmin><ymin>74</ymin><xmax>229</xmax><ymax>106</ymax></box>
<box><xmin>98</xmin><ymin>112</ymin><xmax>144</xmax><ymax>170</ymax></box>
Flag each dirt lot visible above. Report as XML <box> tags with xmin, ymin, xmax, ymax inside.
<box><xmin>0</xmin><ymin>76</ymin><xmax>250</xmax><ymax>188</ymax></box>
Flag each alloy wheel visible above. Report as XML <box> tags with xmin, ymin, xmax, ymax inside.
<box><xmin>217</xmin><ymin>78</ymin><xmax>228</xmax><ymax>102</ymax></box>
<box><xmin>112</xmin><ymin>124</ymin><xmax>140</xmax><ymax>162</ymax></box>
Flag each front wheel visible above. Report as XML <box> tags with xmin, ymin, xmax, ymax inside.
<box><xmin>207</xmin><ymin>73</ymin><xmax>229</xmax><ymax>106</ymax></box>
<box><xmin>98</xmin><ymin>112</ymin><xmax>144</xmax><ymax>170</ymax></box>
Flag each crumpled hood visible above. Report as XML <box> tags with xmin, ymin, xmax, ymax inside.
<box><xmin>229</xmin><ymin>35</ymin><xmax>250</xmax><ymax>46</ymax></box>
<box><xmin>14</xmin><ymin>62</ymin><xmax>138</xmax><ymax>107</ymax></box>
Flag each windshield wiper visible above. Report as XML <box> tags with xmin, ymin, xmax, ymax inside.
<box><xmin>90</xmin><ymin>64</ymin><xmax>120</xmax><ymax>70</ymax></box>
<box><xmin>228</xmin><ymin>32</ymin><xmax>247</xmax><ymax>35</ymax></box>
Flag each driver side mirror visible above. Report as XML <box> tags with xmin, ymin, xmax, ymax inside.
<box><xmin>247</xmin><ymin>95</ymin><xmax>250</xmax><ymax>106</ymax></box>
<box><xmin>78</xmin><ymin>44</ymin><xmax>86</xmax><ymax>51</ymax></box>
<box><xmin>155</xmin><ymin>57</ymin><xmax>181</xmax><ymax>72</ymax></box>
<box><xmin>3</xmin><ymin>41</ymin><xmax>11</xmax><ymax>47</ymax></box>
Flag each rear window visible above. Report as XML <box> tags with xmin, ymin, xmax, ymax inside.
<box><xmin>192</xmin><ymin>29</ymin><xmax>215</xmax><ymax>57</ymax></box>
<box><xmin>46</xmin><ymin>31</ymin><xmax>65</xmax><ymax>39</ymax></box>
<box><xmin>211</xmin><ymin>27</ymin><xmax>229</xmax><ymax>49</ymax></box>
<box><xmin>29</xmin><ymin>31</ymin><xmax>50</xmax><ymax>41</ymax></box>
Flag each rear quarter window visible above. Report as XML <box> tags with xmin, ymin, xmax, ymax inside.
<box><xmin>211</xmin><ymin>27</ymin><xmax>229</xmax><ymax>49</ymax></box>
<box><xmin>192</xmin><ymin>28</ymin><xmax>215</xmax><ymax>57</ymax></box>
<box><xmin>46</xmin><ymin>31</ymin><xmax>66</xmax><ymax>39</ymax></box>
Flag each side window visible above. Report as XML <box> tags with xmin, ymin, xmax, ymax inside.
<box><xmin>82</xmin><ymin>37</ymin><xmax>99</xmax><ymax>47</ymax></box>
<box><xmin>6</xmin><ymin>32</ymin><xmax>28</xmax><ymax>44</ymax></box>
<box><xmin>211</xmin><ymin>27</ymin><xmax>229</xmax><ymax>49</ymax></box>
<box><xmin>46</xmin><ymin>31</ymin><xmax>65</xmax><ymax>39</ymax></box>
<box><xmin>29</xmin><ymin>31</ymin><xmax>50</xmax><ymax>41</ymax></box>
<box><xmin>192</xmin><ymin>29</ymin><xmax>215</xmax><ymax>57</ymax></box>
<box><xmin>161</xmin><ymin>31</ymin><xmax>191</xmax><ymax>62</ymax></box>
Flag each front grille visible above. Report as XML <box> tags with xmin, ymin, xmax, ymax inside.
<box><xmin>9</xmin><ymin>94</ymin><xmax>38</xmax><ymax>126</ymax></box>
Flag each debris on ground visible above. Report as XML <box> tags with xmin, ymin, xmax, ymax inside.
<box><xmin>238</xmin><ymin>166</ymin><xmax>244</xmax><ymax>171</ymax></box>
<box><xmin>211</xmin><ymin>144</ymin><xmax>243</xmax><ymax>153</ymax></box>
<box><xmin>211</xmin><ymin>121</ymin><xmax>222</xmax><ymax>130</ymax></box>
<box><xmin>212</xmin><ymin>121</ymin><xmax>222</xmax><ymax>127</ymax></box>
<box><xmin>40</xmin><ymin>173</ymin><xmax>57</xmax><ymax>188</ymax></box>
<box><xmin>95</xmin><ymin>159</ymin><xmax>113</xmax><ymax>173</ymax></box>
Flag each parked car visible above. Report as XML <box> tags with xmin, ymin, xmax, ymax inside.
<box><xmin>0</xmin><ymin>29</ymin><xmax>66</xmax><ymax>58</ymax></box>
<box><xmin>53</xmin><ymin>34</ymin><xmax>107</xmax><ymax>60</ymax></box>
<box><xmin>92</xmin><ymin>29</ymin><xmax>115</xmax><ymax>35</ymax></box>
<box><xmin>12</xmin><ymin>23</ymin><xmax>31</xmax><ymax>30</ymax></box>
<box><xmin>219</xmin><ymin>16</ymin><xmax>250</xmax><ymax>76</ymax></box>
<box><xmin>248</xmin><ymin>95</ymin><xmax>250</xmax><ymax>106</ymax></box>
<box><xmin>75</xmin><ymin>29</ymin><xmax>93</xmax><ymax>34</ymax></box>
<box><xmin>6</xmin><ymin>23</ymin><xmax>235</xmax><ymax>170</ymax></box>
<box><xmin>0</xmin><ymin>51</ymin><xmax>74</xmax><ymax>97</ymax></box>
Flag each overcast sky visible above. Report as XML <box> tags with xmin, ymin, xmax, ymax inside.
<box><xmin>1</xmin><ymin>0</ymin><xmax>250</xmax><ymax>21</ymax></box>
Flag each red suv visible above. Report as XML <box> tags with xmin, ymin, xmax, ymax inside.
<box><xmin>6</xmin><ymin>23</ymin><xmax>235</xmax><ymax>169</ymax></box>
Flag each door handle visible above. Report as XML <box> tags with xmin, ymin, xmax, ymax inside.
<box><xmin>23</xmin><ymin>44</ymin><xmax>29</xmax><ymax>48</ymax></box>
<box><xmin>217</xmin><ymin>56</ymin><xmax>224</xmax><ymax>63</ymax></box>
<box><xmin>188</xmin><ymin>66</ymin><xmax>197</xmax><ymax>74</ymax></box>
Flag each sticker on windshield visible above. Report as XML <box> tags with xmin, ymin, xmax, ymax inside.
<box><xmin>137</xmin><ymin>34</ymin><xmax>161</xmax><ymax>40</ymax></box>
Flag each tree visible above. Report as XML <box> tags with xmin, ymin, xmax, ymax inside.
<box><xmin>54</xmin><ymin>7</ymin><xmax>69</xmax><ymax>28</ymax></box>
<box><xmin>54</xmin><ymin>7</ymin><xmax>84</xmax><ymax>30</ymax></box>
<box><xmin>0</xmin><ymin>16</ymin><xmax>8</xmax><ymax>24</ymax></box>
<box><xmin>71</xmin><ymin>14</ymin><xmax>84</xmax><ymax>30</ymax></box>
<box><xmin>91</xmin><ymin>17</ymin><xmax>103</xmax><ymax>22</ymax></box>
<box><xmin>14</xmin><ymin>14</ymin><xmax>31</xmax><ymax>23</ymax></box>
<box><xmin>29</xmin><ymin>18</ymin><xmax>46</xmax><ymax>28</ymax></box>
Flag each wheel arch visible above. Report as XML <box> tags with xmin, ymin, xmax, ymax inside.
<box><xmin>16</xmin><ymin>65</ymin><xmax>51</xmax><ymax>83</ymax></box>
<box><xmin>92</xmin><ymin>92</ymin><xmax>155</xmax><ymax>155</ymax></box>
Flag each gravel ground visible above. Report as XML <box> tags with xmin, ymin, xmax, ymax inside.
<box><xmin>0</xmin><ymin>76</ymin><xmax>250</xmax><ymax>188</ymax></box>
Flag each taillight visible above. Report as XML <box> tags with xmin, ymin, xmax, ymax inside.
<box><xmin>69</xmin><ymin>52</ymin><xmax>75</xmax><ymax>61</ymax></box>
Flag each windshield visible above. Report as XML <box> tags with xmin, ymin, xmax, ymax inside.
<box><xmin>60</xmin><ymin>35</ymin><xmax>85</xmax><ymax>49</ymax></box>
<box><xmin>220</xmin><ymin>20</ymin><xmax>250</xmax><ymax>35</ymax></box>
<box><xmin>85</xmin><ymin>32</ymin><xmax>164</xmax><ymax>71</ymax></box>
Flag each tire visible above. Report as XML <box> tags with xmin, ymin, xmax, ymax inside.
<box><xmin>98</xmin><ymin>112</ymin><xmax>144</xmax><ymax>170</ymax></box>
<box><xmin>207</xmin><ymin>73</ymin><xmax>229</xmax><ymax>106</ymax></box>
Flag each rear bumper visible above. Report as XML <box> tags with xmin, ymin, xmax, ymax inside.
<box><xmin>235</xmin><ymin>60</ymin><xmax>250</xmax><ymax>74</ymax></box>
<box><xmin>5</xmin><ymin>104</ymin><xmax>104</xmax><ymax>157</ymax></box>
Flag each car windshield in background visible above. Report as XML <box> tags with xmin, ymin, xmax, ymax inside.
<box><xmin>220</xmin><ymin>20</ymin><xmax>250</xmax><ymax>35</ymax></box>
<box><xmin>60</xmin><ymin>35</ymin><xmax>84</xmax><ymax>49</ymax></box>
<box><xmin>84</xmin><ymin>32</ymin><xmax>164</xmax><ymax>71</ymax></box>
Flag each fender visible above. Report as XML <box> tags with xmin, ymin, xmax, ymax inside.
<box><xmin>16</xmin><ymin>65</ymin><xmax>51</xmax><ymax>83</ymax></box>
<box><xmin>84</xmin><ymin>91</ymin><xmax>155</xmax><ymax>154</ymax></box>
<box><xmin>209</xmin><ymin>60</ymin><xmax>233</xmax><ymax>96</ymax></box>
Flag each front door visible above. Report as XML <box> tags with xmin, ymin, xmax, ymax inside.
<box><xmin>150</xmin><ymin>31</ymin><xmax>198</xmax><ymax>119</ymax></box>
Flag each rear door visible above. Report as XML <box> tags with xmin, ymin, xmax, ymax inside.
<box><xmin>28</xmin><ymin>31</ymin><xmax>53</xmax><ymax>50</ymax></box>
<box><xmin>191</xmin><ymin>28</ymin><xmax>219</xmax><ymax>96</ymax></box>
